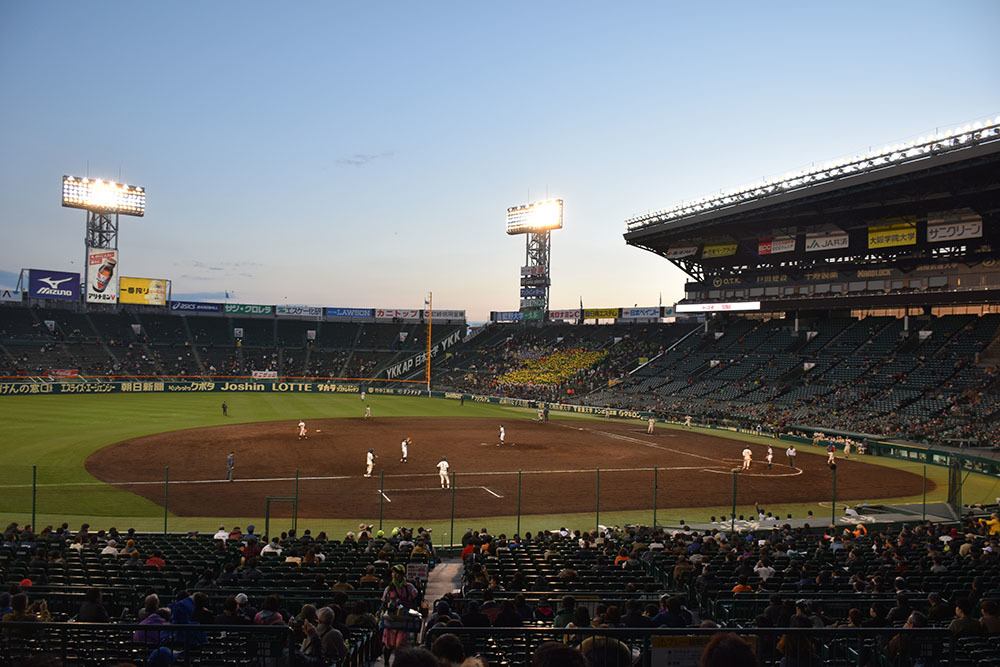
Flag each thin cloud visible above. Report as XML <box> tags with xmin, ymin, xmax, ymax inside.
<box><xmin>337</xmin><ymin>151</ymin><xmax>394</xmax><ymax>167</ymax></box>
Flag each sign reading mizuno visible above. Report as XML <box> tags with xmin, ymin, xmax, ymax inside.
<box><xmin>28</xmin><ymin>270</ymin><xmax>80</xmax><ymax>301</ymax></box>
<box><xmin>170</xmin><ymin>301</ymin><xmax>221</xmax><ymax>313</ymax></box>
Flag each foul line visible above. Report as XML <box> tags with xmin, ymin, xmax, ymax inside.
<box><xmin>378</xmin><ymin>486</ymin><xmax>503</xmax><ymax>498</ymax></box>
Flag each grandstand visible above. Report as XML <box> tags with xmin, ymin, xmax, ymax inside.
<box><xmin>3</xmin><ymin>121</ymin><xmax>1000</xmax><ymax>666</ymax></box>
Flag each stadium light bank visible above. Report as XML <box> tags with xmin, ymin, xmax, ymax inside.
<box><xmin>625</xmin><ymin>116</ymin><xmax>1000</xmax><ymax>232</ymax></box>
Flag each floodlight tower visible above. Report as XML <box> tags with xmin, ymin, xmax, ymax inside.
<box><xmin>506</xmin><ymin>199</ymin><xmax>563</xmax><ymax>323</ymax></box>
<box><xmin>62</xmin><ymin>175</ymin><xmax>146</xmax><ymax>303</ymax></box>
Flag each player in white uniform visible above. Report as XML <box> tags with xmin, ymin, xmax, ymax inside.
<box><xmin>497</xmin><ymin>425</ymin><xmax>505</xmax><ymax>447</ymax></box>
<box><xmin>437</xmin><ymin>456</ymin><xmax>450</xmax><ymax>488</ymax></box>
<box><xmin>741</xmin><ymin>446</ymin><xmax>752</xmax><ymax>470</ymax></box>
<box><xmin>298</xmin><ymin>420</ymin><xmax>307</xmax><ymax>440</ymax></box>
<box><xmin>844</xmin><ymin>440</ymin><xmax>852</xmax><ymax>459</ymax></box>
<box><xmin>364</xmin><ymin>405</ymin><xmax>371</xmax><ymax>419</ymax></box>
<box><xmin>647</xmin><ymin>416</ymin><xmax>656</xmax><ymax>434</ymax></box>
<box><xmin>538</xmin><ymin>407</ymin><xmax>544</xmax><ymax>422</ymax></box>
<box><xmin>365</xmin><ymin>448</ymin><xmax>377</xmax><ymax>477</ymax></box>
<box><xmin>361</xmin><ymin>390</ymin><xmax>365</xmax><ymax>401</ymax></box>
<box><xmin>400</xmin><ymin>438</ymin><xmax>410</xmax><ymax>463</ymax></box>
<box><xmin>684</xmin><ymin>415</ymin><xmax>692</xmax><ymax>428</ymax></box>
<box><xmin>765</xmin><ymin>446</ymin><xmax>773</xmax><ymax>469</ymax></box>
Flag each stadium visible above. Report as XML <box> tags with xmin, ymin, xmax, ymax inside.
<box><xmin>2</xmin><ymin>115</ymin><xmax>1000</xmax><ymax>666</ymax></box>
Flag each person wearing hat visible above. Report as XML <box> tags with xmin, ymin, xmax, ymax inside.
<box><xmin>437</xmin><ymin>456</ymin><xmax>450</xmax><ymax>489</ymax></box>
<box><xmin>365</xmin><ymin>448</ymin><xmax>378</xmax><ymax>478</ymax></box>
<box><xmin>400</xmin><ymin>437</ymin><xmax>410</xmax><ymax>463</ymax></box>
<box><xmin>382</xmin><ymin>565</ymin><xmax>418</xmax><ymax>611</ymax></box>
<box><xmin>100</xmin><ymin>540</ymin><xmax>119</xmax><ymax>555</ymax></box>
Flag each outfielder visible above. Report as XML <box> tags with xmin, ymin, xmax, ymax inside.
<box><xmin>400</xmin><ymin>437</ymin><xmax>410</xmax><ymax>463</ymax></box>
<box><xmin>298</xmin><ymin>420</ymin><xmax>308</xmax><ymax>440</ymax></box>
<box><xmin>741</xmin><ymin>446</ymin><xmax>753</xmax><ymax>470</ymax></box>
<box><xmin>365</xmin><ymin>448</ymin><xmax>378</xmax><ymax>477</ymax></box>
<box><xmin>437</xmin><ymin>456</ymin><xmax>450</xmax><ymax>488</ymax></box>
<box><xmin>365</xmin><ymin>405</ymin><xmax>371</xmax><ymax>419</ymax></box>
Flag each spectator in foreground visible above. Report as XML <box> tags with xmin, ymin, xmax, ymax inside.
<box><xmin>701</xmin><ymin>632</ymin><xmax>757</xmax><ymax>667</ymax></box>
<box><xmin>949</xmin><ymin>598</ymin><xmax>982</xmax><ymax>638</ymax></box>
<box><xmin>533</xmin><ymin>641</ymin><xmax>587</xmax><ymax>667</ymax></box>
<box><xmin>78</xmin><ymin>588</ymin><xmax>109</xmax><ymax>623</ymax></box>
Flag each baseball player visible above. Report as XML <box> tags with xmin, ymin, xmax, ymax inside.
<box><xmin>786</xmin><ymin>445</ymin><xmax>797</xmax><ymax>468</ymax></box>
<box><xmin>437</xmin><ymin>456</ymin><xmax>450</xmax><ymax>488</ymax></box>
<box><xmin>647</xmin><ymin>415</ymin><xmax>656</xmax><ymax>434</ymax></box>
<box><xmin>365</xmin><ymin>448</ymin><xmax>378</xmax><ymax>477</ymax></box>
<box><xmin>844</xmin><ymin>440</ymin><xmax>852</xmax><ymax>459</ymax></box>
<box><xmin>361</xmin><ymin>390</ymin><xmax>366</xmax><ymax>401</ymax></box>
<box><xmin>226</xmin><ymin>451</ymin><xmax>235</xmax><ymax>482</ymax></box>
<box><xmin>826</xmin><ymin>443</ymin><xmax>836</xmax><ymax>464</ymax></box>
<box><xmin>538</xmin><ymin>406</ymin><xmax>544</xmax><ymax>422</ymax></box>
<box><xmin>741</xmin><ymin>446</ymin><xmax>753</xmax><ymax>470</ymax></box>
<box><xmin>684</xmin><ymin>415</ymin><xmax>692</xmax><ymax>428</ymax></box>
<box><xmin>365</xmin><ymin>405</ymin><xmax>372</xmax><ymax>419</ymax></box>
<box><xmin>400</xmin><ymin>437</ymin><xmax>410</xmax><ymax>463</ymax></box>
<box><xmin>497</xmin><ymin>425</ymin><xmax>505</xmax><ymax>447</ymax></box>
<box><xmin>298</xmin><ymin>420</ymin><xmax>308</xmax><ymax>440</ymax></box>
<box><xmin>765</xmin><ymin>446</ymin><xmax>773</xmax><ymax>469</ymax></box>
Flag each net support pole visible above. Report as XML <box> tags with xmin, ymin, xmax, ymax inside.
<box><xmin>164</xmin><ymin>466</ymin><xmax>169</xmax><ymax>535</ymax></box>
<box><xmin>731</xmin><ymin>470</ymin><xmax>737</xmax><ymax>537</ymax></box>
<box><xmin>379</xmin><ymin>470</ymin><xmax>385</xmax><ymax>531</ymax></box>
<box><xmin>516</xmin><ymin>469</ymin><xmax>522</xmax><ymax>537</ymax></box>
<box><xmin>294</xmin><ymin>468</ymin><xmax>299</xmax><ymax>533</ymax></box>
<box><xmin>922</xmin><ymin>465</ymin><xmax>927</xmax><ymax>521</ymax></box>
<box><xmin>653</xmin><ymin>467</ymin><xmax>658</xmax><ymax>528</ymax></box>
<box><xmin>450</xmin><ymin>472</ymin><xmax>456</xmax><ymax>548</ymax></box>
<box><xmin>595</xmin><ymin>468</ymin><xmax>600</xmax><ymax>531</ymax></box>
<box><xmin>31</xmin><ymin>465</ymin><xmax>36</xmax><ymax>532</ymax></box>
<box><xmin>831</xmin><ymin>465</ymin><xmax>838</xmax><ymax>526</ymax></box>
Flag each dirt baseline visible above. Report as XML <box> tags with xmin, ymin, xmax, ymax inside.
<box><xmin>86</xmin><ymin>418</ymin><xmax>930</xmax><ymax>520</ymax></box>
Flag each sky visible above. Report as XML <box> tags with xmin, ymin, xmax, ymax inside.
<box><xmin>1</xmin><ymin>2</ymin><xmax>998</xmax><ymax>322</ymax></box>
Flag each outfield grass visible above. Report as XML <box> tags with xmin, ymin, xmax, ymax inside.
<box><xmin>1</xmin><ymin>392</ymin><xmax>997</xmax><ymax>544</ymax></box>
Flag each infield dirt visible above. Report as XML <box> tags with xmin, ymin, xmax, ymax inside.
<box><xmin>86</xmin><ymin>418</ymin><xmax>929</xmax><ymax>520</ymax></box>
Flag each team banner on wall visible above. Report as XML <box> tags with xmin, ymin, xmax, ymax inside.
<box><xmin>927</xmin><ymin>219</ymin><xmax>982</xmax><ymax>243</ymax></box>
<box><xmin>702</xmin><ymin>243</ymin><xmax>737</xmax><ymax>259</ymax></box>
<box><xmin>223</xmin><ymin>303</ymin><xmax>273</xmax><ymax>315</ymax></box>
<box><xmin>326</xmin><ymin>307</ymin><xmax>373</xmax><ymax>318</ymax></box>
<box><xmin>171</xmin><ymin>301</ymin><xmax>221</xmax><ymax>313</ymax></box>
<box><xmin>805</xmin><ymin>232</ymin><xmax>849</xmax><ymax>252</ymax></box>
<box><xmin>0</xmin><ymin>288</ymin><xmax>22</xmax><ymax>302</ymax></box>
<box><xmin>119</xmin><ymin>277</ymin><xmax>167</xmax><ymax>306</ymax></box>
<box><xmin>868</xmin><ymin>222</ymin><xmax>916</xmax><ymax>249</ymax></box>
<box><xmin>86</xmin><ymin>248</ymin><xmax>119</xmax><ymax>303</ymax></box>
<box><xmin>583</xmin><ymin>308</ymin><xmax>619</xmax><ymax>319</ymax></box>
<box><xmin>757</xmin><ymin>237</ymin><xmax>796</xmax><ymax>255</ymax></box>
<box><xmin>276</xmin><ymin>305</ymin><xmax>323</xmax><ymax>317</ymax></box>
<box><xmin>665</xmin><ymin>246</ymin><xmax>698</xmax><ymax>259</ymax></box>
<box><xmin>28</xmin><ymin>269</ymin><xmax>80</xmax><ymax>301</ymax></box>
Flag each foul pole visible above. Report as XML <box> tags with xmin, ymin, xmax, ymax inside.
<box><xmin>425</xmin><ymin>292</ymin><xmax>432</xmax><ymax>392</ymax></box>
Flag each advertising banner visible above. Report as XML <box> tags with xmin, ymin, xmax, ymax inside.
<box><xmin>927</xmin><ymin>219</ymin><xmax>982</xmax><ymax>243</ymax></box>
<box><xmin>234</xmin><ymin>328</ymin><xmax>244</xmax><ymax>338</ymax></box>
<box><xmin>548</xmin><ymin>309</ymin><xmax>581</xmax><ymax>320</ymax></box>
<box><xmin>171</xmin><ymin>301</ymin><xmax>221</xmax><ymax>313</ymax></box>
<box><xmin>0</xmin><ymin>288</ymin><xmax>22</xmax><ymax>302</ymax></box>
<box><xmin>620</xmin><ymin>307</ymin><xmax>660</xmax><ymax>319</ymax></box>
<box><xmin>523</xmin><ymin>310</ymin><xmax>544</xmax><ymax>321</ymax></box>
<box><xmin>757</xmin><ymin>237</ymin><xmax>796</xmax><ymax>255</ymax></box>
<box><xmin>702</xmin><ymin>243</ymin><xmax>737</xmax><ymax>259</ymax></box>
<box><xmin>868</xmin><ymin>222</ymin><xmax>916</xmax><ymax>249</ymax></box>
<box><xmin>45</xmin><ymin>369</ymin><xmax>79</xmax><ymax>378</ymax></box>
<box><xmin>384</xmin><ymin>330</ymin><xmax>462</xmax><ymax>379</ymax></box>
<box><xmin>520</xmin><ymin>287</ymin><xmax>546</xmax><ymax>298</ymax></box>
<box><xmin>805</xmin><ymin>232</ymin><xmax>849</xmax><ymax>252</ymax></box>
<box><xmin>492</xmin><ymin>311</ymin><xmax>523</xmax><ymax>322</ymax></box>
<box><xmin>520</xmin><ymin>299</ymin><xmax>545</xmax><ymax>309</ymax></box>
<box><xmin>119</xmin><ymin>277</ymin><xmax>167</xmax><ymax>306</ymax></box>
<box><xmin>86</xmin><ymin>248</ymin><xmax>119</xmax><ymax>304</ymax></box>
<box><xmin>27</xmin><ymin>269</ymin><xmax>80</xmax><ymax>301</ymax></box>
<box><xmin>583</xmin><ymin>308</ymin><xmax>619</xmax><ymax>319</ymax></box>
<box><xmin>326</xmin><ymin>307</ymin><xmax>373</xmax><ymax>319</ymax></box>
<box><xmin>375</xmin><ymin>308</ymin><xmax>421</xmax><ymax>320</ymax></box>
<box><xmin>252</xmin><ymin>370</ymin><xmax>278</xmax><ymax>378</ymax></box>
<box><xmin>276</xmin><ymin>305</ymin><xmax>323</xmax><ymax>317</ymax></box>
<box><xmin>223</xmin><ymin>303</ymin><xmax>273</xmax><ymax>315</ymax></box>
<box><xmin>424</xmin><ymin>309</ymin><xmax>465</xmax><ymax>320</ymax></box>
<box><xmin>520</xmin><ymin>265</ymin><xmax>547</xmax><ymax>276</ymax></box>
<box><xmin>676</xmin><ymin>301</ymin><xmax>761</xmax><ymax>312</ymax></box>
<box><xmin>665</xmin><ymin>246</ymin><xmax>698</xmax><ymax>259</ymax></box>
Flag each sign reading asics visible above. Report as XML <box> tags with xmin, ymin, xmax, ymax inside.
<box><xmin>28</xmin><ymin>270</ymin><xmax>80</xmax><ymax>301</ymax></box>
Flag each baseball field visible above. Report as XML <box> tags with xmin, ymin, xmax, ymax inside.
<box><xmin>2</xmin><ymin>392</ymin><xmax>997</xmax><ymax>545</ymax></box>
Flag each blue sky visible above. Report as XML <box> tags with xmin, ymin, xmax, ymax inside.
<box><xmin>1</xmin><ymin>2</ymin><xmax>998</xmax><ymax>320</ymax></box>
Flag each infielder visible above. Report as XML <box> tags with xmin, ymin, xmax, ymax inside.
<box><xmin>647</xmin><ymin>415</ymin><xmax>656</xmax><ymax>434</ymax></box>
<box><xmin>361</xmin><ymin>390</ymin><xmax>366</xmax><ymax>401</ymax></box>
<box><xmin>226</xmin><ymin>451</ymin><xmax>235</xmax><ymax>482</ymax></box>
<box><xmin>298</xmin><ymin>420</ymin><xmax>308</xmax><ymax>440</ymax></box>
<box><xmin>741</xmin><ymin>446</ymin><xmax>753</xmax><ymax>470</ymax></box>
<box><xmin>826</xmin><ymin>443</ymin><xmax>836</xmax><ymax>464</ymax></box>
<box><xmin>765</xmin><ymin>446</ymin><xmax>773</xmax><ymax>469</ymax></box>
<box><xmin>684</xmin><ymin>415</ymin><xmax>692</xmax><ymax>428</ymax></box>
<box><xmin>365</xmin><ymin>448</ymin><xmax>378</xmax><ymax>477</ymax></box>
<box><xmin>400</xmin><ymin>437</ymin><xmax>410</xmax><ymax>463</ymax></box>
<box><xmin>497</xmin><ymin>425</ymin><xmax>505</xmax><ymax>447</ymax></box>
<box><xmin>437</xmin><ymin>456</ymin><xmax>450</xmax><ymax>488</ymax></box>
<box><xmin>844</xmin><ymin>441</ymin><xmax>852</xmax><ymax>459</ymax></box>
